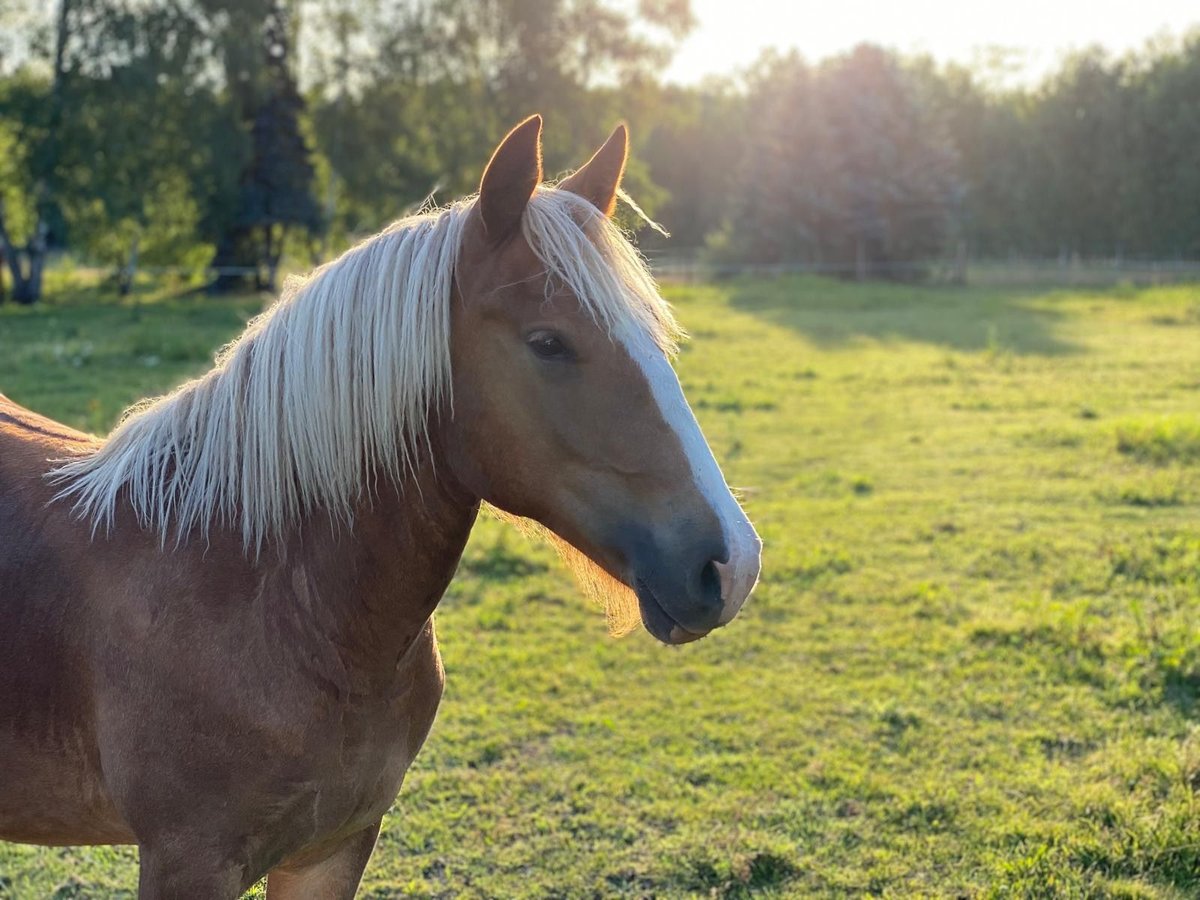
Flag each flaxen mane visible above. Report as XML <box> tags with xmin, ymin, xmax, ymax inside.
<box><xmin>49</xmin><ymin>186</ymin><xmax>679</xmax><ymax>630</ymax></box>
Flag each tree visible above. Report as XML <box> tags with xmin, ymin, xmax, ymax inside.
<box><xmin>211</xmin><ymin>0</ymin><xmax>321</xmax><ymax>292</ymax></box>
<box><xmin>721</xmin><ymin>46</ymin><xmax>962</xmax><ymax>275</ymax></box>
<box><xmin>0</xmin><ymin>0</ymin><xmax>70</xmax><ymax>304</ymax></box>
<box><xmin>57</xmin><ymin>0</ymin><xmax>216</xmax><ymax>293</ymax></box>
<box><xmin>1123</xmin><ymin>34</ymin><xmax>1200</xmax><ymax>257</ymax></box>
<box><xmin>636</xmin><ymin>81</ymin><xmax>747</xmax><ymax>252</ymax></box>
<box><xmin>1023</xmin><ymin>49</ymin><xmax>1130</xmax><ymax>257</ymax></box>
<box><xmin>305</xmin><ymin>0</ymin><xmax>694</xmax><ymax>239</ymax></box>
<box><xmin>0</xmin><ymin>97</ymin><xmax>42</xmax><ymax>304</ymax></box>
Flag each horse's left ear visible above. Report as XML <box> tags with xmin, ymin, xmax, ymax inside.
<box><xmin>559</xmin><ymin>122</ymin><xmax>628</xmax><ymax>218</ymax></box>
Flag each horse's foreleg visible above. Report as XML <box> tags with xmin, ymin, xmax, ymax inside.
<box><xmin>137</xmin><ymin>842</ymin><xmax>248</xmax><ymax>900</ymax></box>
<box><xmin>265</xmin><ymin>821</ymin><xmax>382</xmax><ymax>900</ymax></box>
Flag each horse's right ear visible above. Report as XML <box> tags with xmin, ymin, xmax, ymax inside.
<box><xmin>479</xmin><ymin>115</ymin><xmax>543</xmax><ymax>241</ymax></box>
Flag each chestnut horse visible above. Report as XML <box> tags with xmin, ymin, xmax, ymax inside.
<box><xmin>0</xmin><ymin>116</ymin><xmax>761</xmax><ymax>898</ymax></box>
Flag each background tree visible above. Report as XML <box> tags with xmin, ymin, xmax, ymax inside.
<box><xmin>210</xmin><ymin>0</ymin><xmax>321</xmax><ymax>292</ymax></box>
<box><xmin>54</xmin><ymin>0</ymin><xmax>216</xmax><ymax>293</ymax></box>
<box><xmin>718</xmin><ymin>46</ymin><xmax>962</xmax><ymax>275</ymax></box>
<box><xmin>1124</xmin><ymin>35</ymin><xmax>1200</xmax><ymax>257</ymax></box>
<box><xmin>3</xmin><ymin>2</ymin><xmax>1200</xmax><ymax>300</ymax></box>
<box><xmin>0</xmin><ymin>0</ymin><xmax>71</xmax><ymax>304</ymax></box>
<box><xmin>0</xmin><ymin>74</ymin><xmax>45</xmax><ymax>303</ymax></box>
<box><xmin>636</xmin><ymin>80</ymin><xmax>748</xmax><ymax>253</ymax></box>
<box><xmin>305</xmin><ymin>0</ymin><xmax>695</xmax><ymax>240</ymax></box>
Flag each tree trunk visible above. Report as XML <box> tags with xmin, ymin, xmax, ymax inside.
<box><xmin>259</xmin><ymin>224</ymin><xmax>273</xmax><ymax>291</ymax></box>
<box><xmin>209</xmin><ymin>228</ymin><xmax>257</xmax><ymax>293</ymax></box>
<box><xmin>952</xmin><ymin>240</ymin><xmax>967</xmax><ymax>285</ymax></box>
<box><xmin>262</xmin><ymin>224</ymin><xmax>285</xmax><ymax>294</ymax></box>
<box><xmin>118</xmin><ymin>234</ymin><xmax>140</xmax><ymax>296</ymax></box>
<box><xmin>26</xmin><ymin>225</ymin><xmax>47</xmax><ymax>301</ymax></box>
<box><xmin>0</xmin><ymin>203</ymin><xmax>47</xmax><ymax>306</ymax></box>
<box><xmin>12</xmin><ymin>265</ymin><xmax>39</xmax><ymax>305</ymax></box>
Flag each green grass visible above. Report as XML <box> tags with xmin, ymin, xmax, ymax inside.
<box><xmin>1115</xmin><ymin>417</ymin><xmax>1200</xmax><ymax>466</ymax></box>
<box><xmin>2</xmin><ymin>275</ymin><xmax>1200</xmax><ymax>898</ymax></box>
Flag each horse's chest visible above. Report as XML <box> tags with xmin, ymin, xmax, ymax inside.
<box><xmin>311</xmin><ymin>703</ymin><xmax>422</xmax><ymax>823</ymax></box>
<box><xmin>286</xmin><ymin>634</ymin><xmax>445</xmax><ymax>841</ymax></box>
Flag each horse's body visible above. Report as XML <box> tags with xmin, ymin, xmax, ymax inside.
<box><xmin>0</xmin><ymin>117</ymin><xmax>761</xmax><ymax>897</ymax></box>
<box><xmin>1</xmin><ymin>398</ymin><xmax>465</xmax><ymax>894</ymax></box>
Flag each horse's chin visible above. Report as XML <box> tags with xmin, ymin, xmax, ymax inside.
<box><xmin>635</xmin><ymin>580</ymin><xmax>708</xmax><ymax>645</ymax></box>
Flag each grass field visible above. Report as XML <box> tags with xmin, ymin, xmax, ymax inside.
<box><xmin>2</xmin><ymin>275</ymin><xmax>1200</xmax><ymax>898</ymax></box>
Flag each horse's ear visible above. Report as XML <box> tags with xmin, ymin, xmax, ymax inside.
<box><xmin>479</xmin><ymin>114</ymin><xmax>543</xmax><ymax>241</ymax></box>
<box><xmin>559</xmin><ymin>122</ymin><xmax>628</xmax><ymax>217</ymax></box>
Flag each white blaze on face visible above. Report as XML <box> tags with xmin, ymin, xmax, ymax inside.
<box><xmin>618</xmin><ymin>324</ymin><xmax>762</xmax><ymax>625</ymax></box>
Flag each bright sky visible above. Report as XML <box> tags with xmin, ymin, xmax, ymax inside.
<box><xmin>665</xmin><ymin>0</ymin><xmax>1200</xmax><ymax>86</ymax></box>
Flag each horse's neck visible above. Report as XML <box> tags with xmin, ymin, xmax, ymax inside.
<box><xmin>276</xmin><ymin>454</ymin><xmax>479</xmax><ymax>687</ymax></box>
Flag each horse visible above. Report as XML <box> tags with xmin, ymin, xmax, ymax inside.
<box><xmin>0</xmin><ymin>115</ymin><xmax>761</xmax><ymax>898</ymax></box>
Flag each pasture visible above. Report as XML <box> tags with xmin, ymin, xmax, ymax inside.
<box><xmin>1</xmin><ymin>275</ymin><xmax>1199</xmax><ymax>897</ymax></box>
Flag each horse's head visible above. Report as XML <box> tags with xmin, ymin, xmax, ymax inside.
<box><xmin>445</xmin><ymin>115</ymin><xmax>761</xmax><ymax>644</ymax></box>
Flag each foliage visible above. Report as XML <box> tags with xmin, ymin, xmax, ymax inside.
<box><xmin>206</xmin><ymin>0</ymin><xmax>322</xmax><ymax>291</ymax></box>
<box><xmin>635</xmin><ymin>82</ymin><xmax>748</xmax><ymax>252</ymax></box>
<box><xmin>0</xmin><ymin>83</ymin><xmax>37</xmax><ymax>238</ymax></box>
<box><xmin>302</xmin><ymin>0</ymin><xmax>695</xmax><ymax>237</ymax></box>
<box><xmin>718</xmin><ymin>46</ymin><xmax>962</xmax><ymax>270</ymax></box>
<box><xmin>939</xmin><ymin>37</ymin><xmax>1200</xmax><ymax>258</ymax></box>
<box><xmin>67</xmin><ymin>171</ymin><xmax>213</xmax><ymax>274</ymax></box>
<box><xmin>4</xmin><ymin>5</ymin><xmax>1200</xmax><ymax>296</ymax></box>
<box><xmin>2</xmin><ymin>276</ymin><xmax>1200</xmax><ymax>895</ymax></box>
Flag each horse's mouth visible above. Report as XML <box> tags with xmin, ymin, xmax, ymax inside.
<box><xmin>635</xmin><ymin>579</ymin><xmax>706</xmax><ymax>645</ymax></box>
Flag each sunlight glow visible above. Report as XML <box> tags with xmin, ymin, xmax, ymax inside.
<box><xmin>666</xmin><ymin>0</ymin><xmax>1200</xmax><ymax>86</ymax></box>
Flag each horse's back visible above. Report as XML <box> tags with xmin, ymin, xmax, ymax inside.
<box><xmin>0</xmin><ymin>397</ymin><xmax>133</xmax><ymax>844</ymax></box>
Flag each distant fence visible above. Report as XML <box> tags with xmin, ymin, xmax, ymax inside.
<box><xmin>39</xmin><ymin>254</ymin><xmax>1200</xmax><ymax>292</ymax></box>
<box><xmin>646</xmin><ymin>253</ymin><xmax>1200</xmax><ymax>288</ymax></box>
<box><xmin>958</xmin><ymin>259</ymin><xmax>1200</xmax><ymax>287</ymax></box>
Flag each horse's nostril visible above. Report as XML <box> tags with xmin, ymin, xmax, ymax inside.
<box><xmin>700</xmin><ymin>559</ymin><xmax>722</xmax><ymax>602</ymax></box>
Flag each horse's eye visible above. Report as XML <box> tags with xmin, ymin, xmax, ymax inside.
<box><xmin>526</xmin><ymin>330</ymin><xmax>573</xmax><ymax>362</ymax></box>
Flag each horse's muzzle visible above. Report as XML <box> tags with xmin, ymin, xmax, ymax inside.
<box><xmin>632</xmin><ymin>535</ymin><xmax>760</xmax><ymax>644</ymax></box>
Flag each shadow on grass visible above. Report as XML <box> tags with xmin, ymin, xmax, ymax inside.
<box><xmin>458</xmin><ymin>542</ymin><xmax>549</xmax><ymax>582</ymax></box>
<box><xmin>726</xmin><ymin>275</ymin><xmax>1082</xmax><ymax>356</ymax></box>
